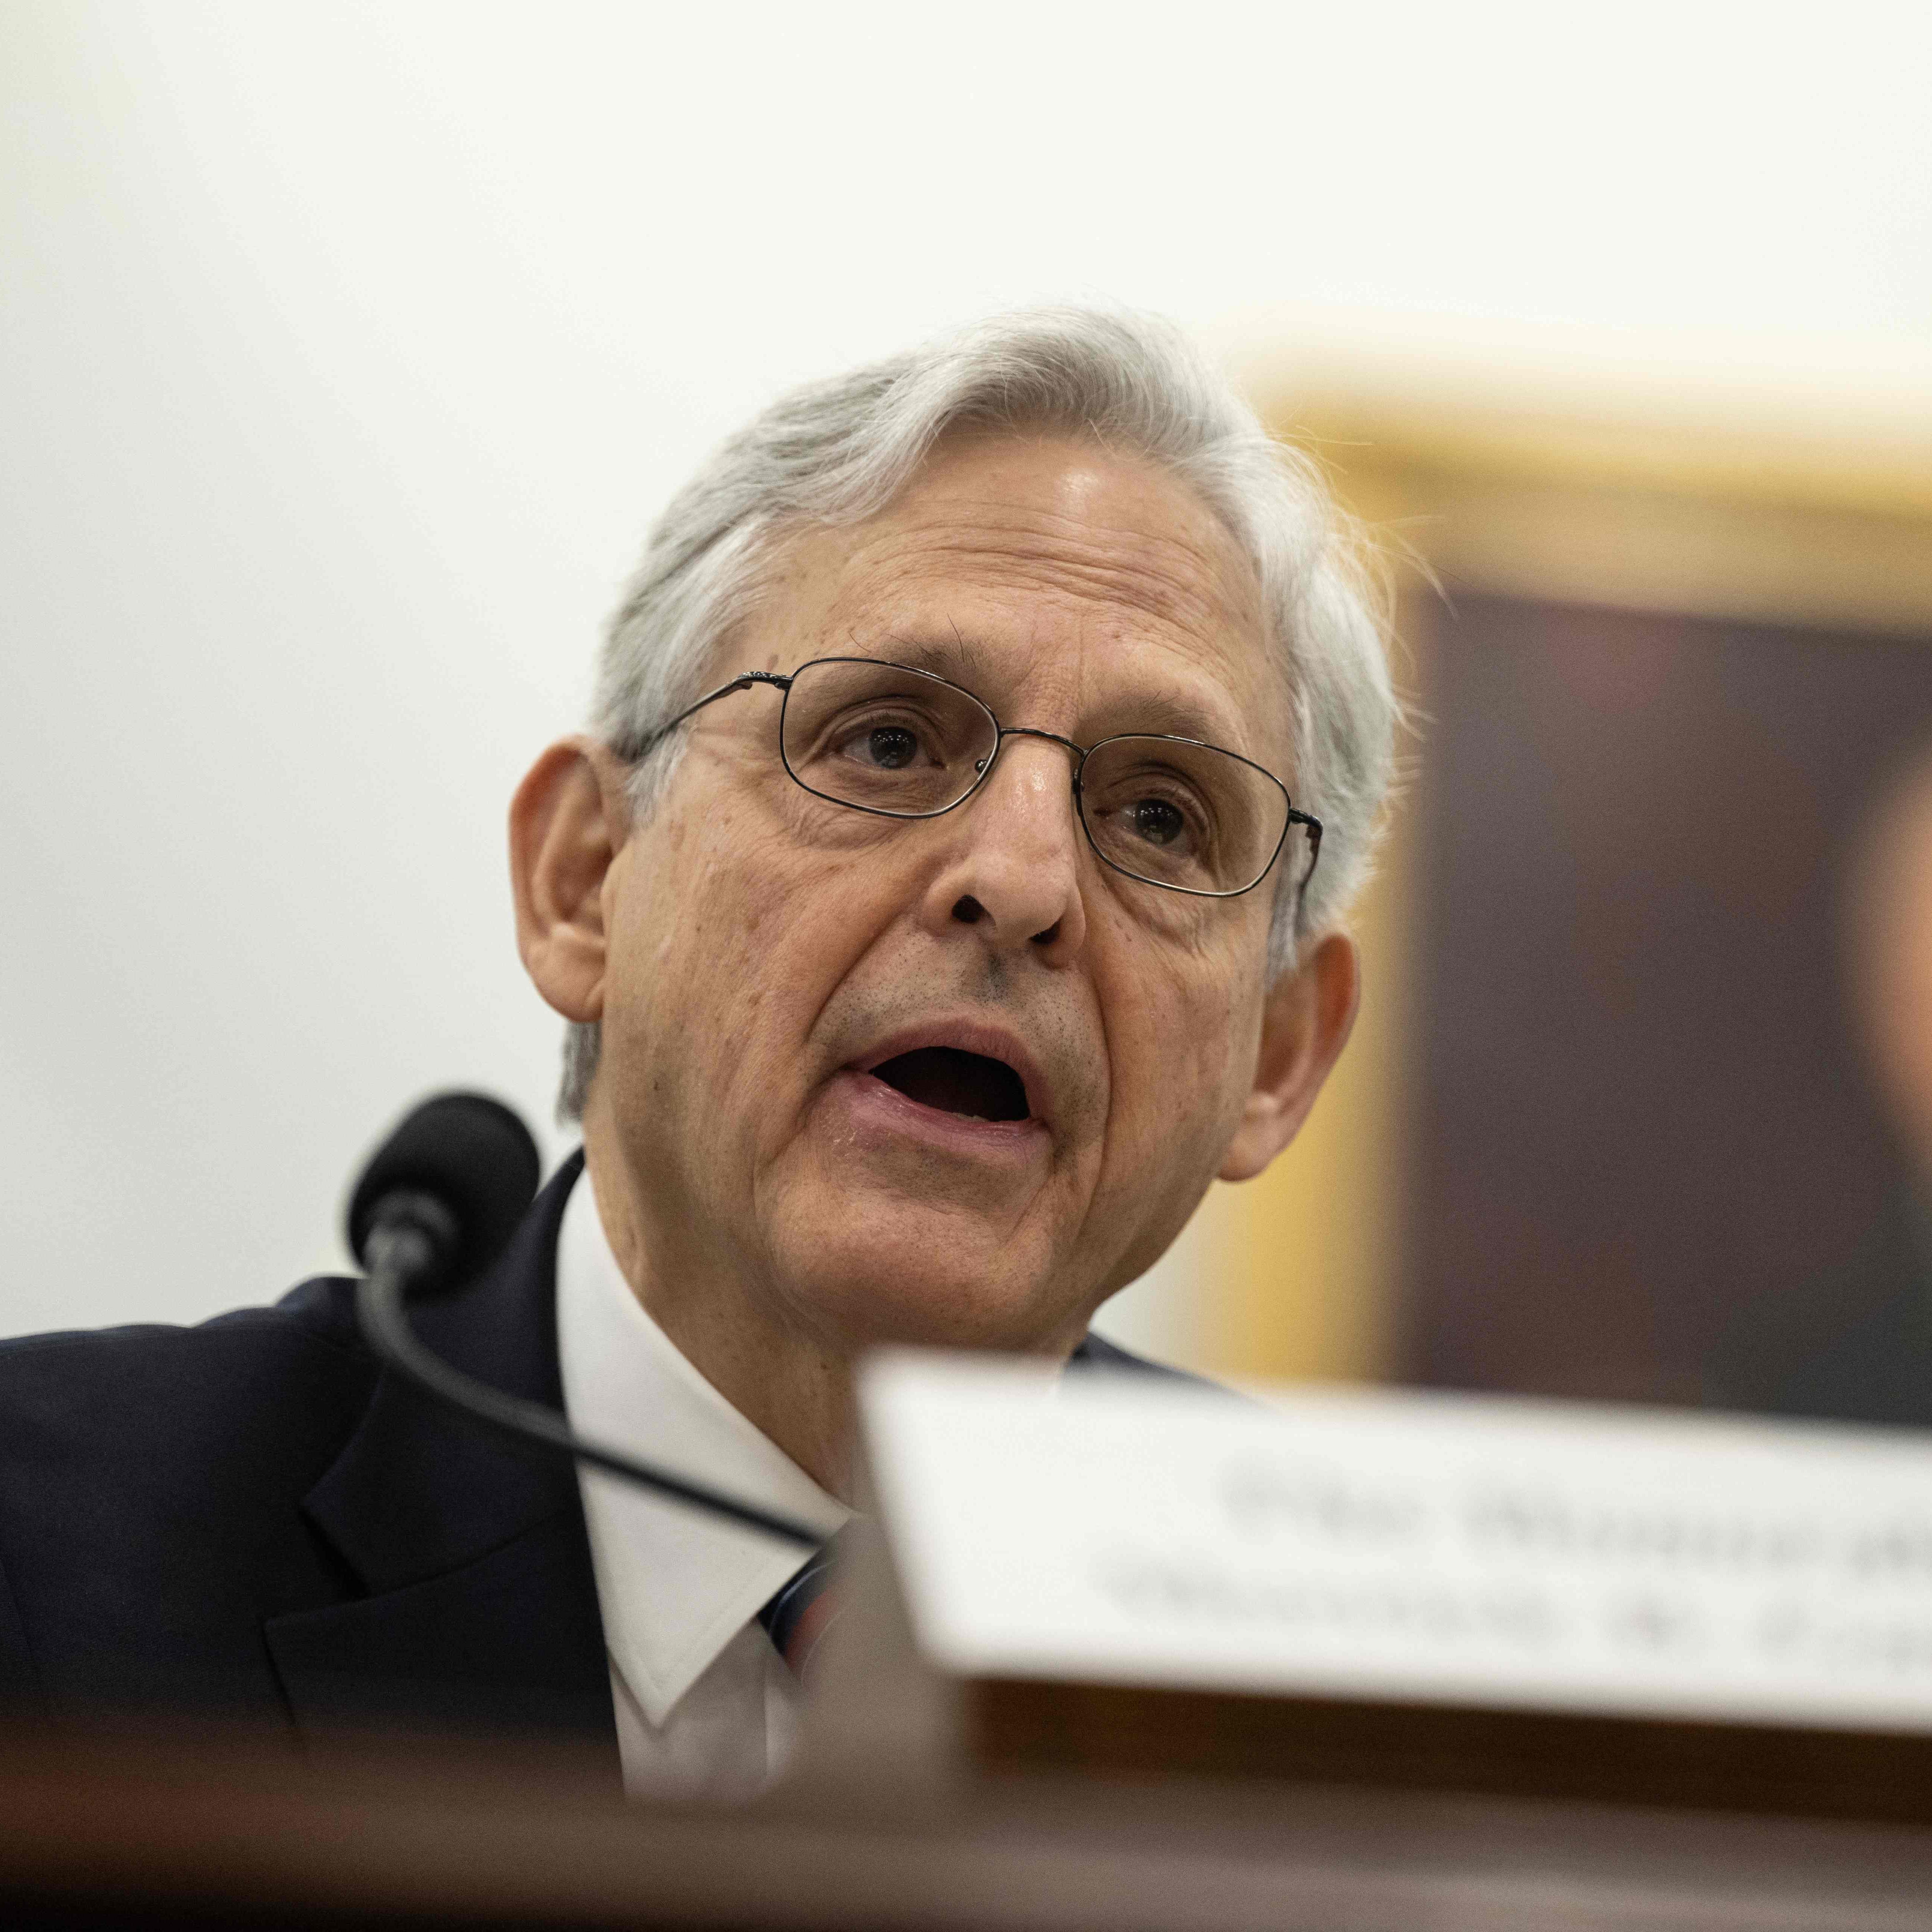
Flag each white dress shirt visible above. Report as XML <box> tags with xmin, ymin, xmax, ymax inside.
<box><xmin>555</xmin><ymin>1165</ymin><xmax>850</xmax><ymax>1800</ymax></box>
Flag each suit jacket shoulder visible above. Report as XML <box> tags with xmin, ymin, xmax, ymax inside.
<box><xmin>0</xmin><ymin>1159</ymin><xmax>614</xmax><ymax>1755</ymax></box>
<box><xmin>0</xmin><ymin>1301</ymin><xmax>379</xmax><ymax>1705</ymax></box>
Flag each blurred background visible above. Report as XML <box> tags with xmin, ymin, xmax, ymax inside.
<box><xmin>4</xmin><ymin>2</ymin><xmax>1930</xmax><ymax>1420</ymax></box>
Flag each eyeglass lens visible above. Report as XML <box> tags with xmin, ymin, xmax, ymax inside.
<box><xmin>778</xmin><ymin>658</ymin><xmax>1296</xmax><ymax>897</ymax></box>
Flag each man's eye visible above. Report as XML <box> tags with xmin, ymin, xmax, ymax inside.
<box><xmin>845</xmin><ymin>723</ymin><xmax>922</xmax><ymax>769</ymax></box>
<box><xmin>1127</xmin><ymin>796</ymin><xmax>1190</xmax><ymax>847</ymax></box>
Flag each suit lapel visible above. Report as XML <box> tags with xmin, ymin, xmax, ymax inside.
<box><xmin>266</xmin><ymin>1154</ymin><xmax>617</xmax><ymax>1758</ymax></box>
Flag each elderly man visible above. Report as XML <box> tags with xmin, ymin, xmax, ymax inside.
<box><xmin>0</xmin><ymin>308</ymin><xmax>1394</xmax><ymax>1793</ymax></box>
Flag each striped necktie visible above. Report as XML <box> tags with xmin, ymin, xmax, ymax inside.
<box><xmin>757</xmin><ymin>1535</ymin><xmax>843</xmax><ymax>1680</ymax></box>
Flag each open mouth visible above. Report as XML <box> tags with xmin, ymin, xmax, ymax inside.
<box><xmin>868</xmin><ymin>1047</ymin><xmax>1030</xmax><ymax>1124</ymax></box>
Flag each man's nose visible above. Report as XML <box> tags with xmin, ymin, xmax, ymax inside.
<box><xmin>916</xmin><ymin>736</ymin><xmax>1088</xmax><ymax>963</ymax></box>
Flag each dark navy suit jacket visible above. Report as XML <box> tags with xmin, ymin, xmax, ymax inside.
<box><xmin>0</xmin><ymin>1153</ymin><xmax>1187</xmax><ymax>1761</ymax></box>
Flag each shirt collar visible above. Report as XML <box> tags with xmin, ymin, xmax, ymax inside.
<box><xmin>555</xmin><ymin>1159</ymin><xmax>849</xmax><ymax>1726</ymax></box>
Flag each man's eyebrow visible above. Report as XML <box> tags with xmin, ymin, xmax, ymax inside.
<box><xmin>848</xmin><ymin>629</ymin><xmax>1000</xmax><ymax>690</ymax></box>
<box><xmin>1103</xmin><ymin>685</ymin><xmax>1239</xmax><ymax>745</ymax></box>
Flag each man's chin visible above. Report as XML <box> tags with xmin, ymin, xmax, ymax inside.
<box><xmin>770</xmin><ymin>1220</ymin><xmax>1070</xmax><ymax>1356</ymax></box>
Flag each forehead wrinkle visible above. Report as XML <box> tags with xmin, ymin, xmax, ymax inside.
<box><xmin>862</xmin><ymin>504</ymin><xmax>1257</xmax><ymax>642</ymax></box>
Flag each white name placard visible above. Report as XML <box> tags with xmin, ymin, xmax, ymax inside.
<box><xmin>860</xmin><ymin>1353</ymin><xmax>1932</xmax><ymax>1733</ymax></box>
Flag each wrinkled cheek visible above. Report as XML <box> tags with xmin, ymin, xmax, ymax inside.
<box><xmin>1112</xmin><ymin>883</ymin><xmax>1220</xmax><ymax>958</ymax></box>
<box><xmin>667</xmin><ymin>855</ymin><xmax>807</xmax><ymax>1071</ymax></box>
<box><xmin>607</xmin><ymin>823</ymin><xmax>782</xmax><ymax>1085</ymax></box>
<box><xmin>1113</xmin><ymin>983</ymin><xmax>1249</xmax><ymax>1199</ymax></box>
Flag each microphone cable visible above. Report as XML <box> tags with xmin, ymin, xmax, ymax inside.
<box><xmin>349</xmin><ymin>1093</ymin><xmax>820</xmax><ymax>1549</ymax></box>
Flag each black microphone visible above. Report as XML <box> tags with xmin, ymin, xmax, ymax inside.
<box><xmin>349</xmin><ymin>1091</ymin><xmax>541</xmax><ymax>1295</ymax></box>
<box><xmin>349</xmin><ymin>1093</ymin><xmax>818</xmax><ymax>1547</ymax></box>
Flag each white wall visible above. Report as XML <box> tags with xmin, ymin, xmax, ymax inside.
<box><xmin>3</xmin><ymin>1</ymin><xmax>1928</xmax><ymax>1342</ymax></box>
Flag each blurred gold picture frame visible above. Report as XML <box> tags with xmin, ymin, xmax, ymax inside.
<box><xmin>1193</xmin><ymin>307</ymin><xmax>1932</xmax><ymax>1387</ymax></box>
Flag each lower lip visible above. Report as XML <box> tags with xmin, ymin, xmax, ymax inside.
<box><xmin>828</xmin><ymin>1068</ymin><xmax>1050</xmax><ymax>1165</ymax></box>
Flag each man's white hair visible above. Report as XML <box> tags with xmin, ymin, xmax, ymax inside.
<box><xmin>559</xmin><ymin>306</ymin><xmax>1396</xmax><ymax>1120</ymax></box>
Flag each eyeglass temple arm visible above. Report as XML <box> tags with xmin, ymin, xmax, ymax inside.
<box><xmin>622</xmin><ymin>670</ymin><xmax>793</xmax><ymax>762</ymax></box>
<box><xmin>1288</xmin><ymin>808</ymin><xmax>1323</xmax><ymax>892</ymax></box>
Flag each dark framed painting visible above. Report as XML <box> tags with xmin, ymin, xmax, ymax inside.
<box><xmin>1401</xmin><ymin>593</ymin><xmax>1932</xmax><ymax>1425</ymax></box>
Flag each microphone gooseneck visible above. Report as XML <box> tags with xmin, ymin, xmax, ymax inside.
<box><xmin>349</xmin><ymin>1093</ymin><xmax>819</xmax><ymax>1548</ymax></box>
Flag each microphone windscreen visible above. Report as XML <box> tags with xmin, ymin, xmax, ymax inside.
<box><xmin>346</xmin><ymin>1091</ymin><xmax>541</xmax><ymax>1288</ymax></box>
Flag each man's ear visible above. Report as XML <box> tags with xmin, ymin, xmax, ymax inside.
<box><xmin>1217</xmin><ymin>931</ymin><xmax>1361</xmax><ymax>1183</ymax></box>
<box><xmin>508</xmin><ymin>737</ymin><xmax>629</xmax><ymax>1025</ymax></box>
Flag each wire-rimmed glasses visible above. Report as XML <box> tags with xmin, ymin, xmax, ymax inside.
<box><xmin>622</xmin><ymin>656</ymin><xmax>1322</xmax><ymax>903</ymax></box>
